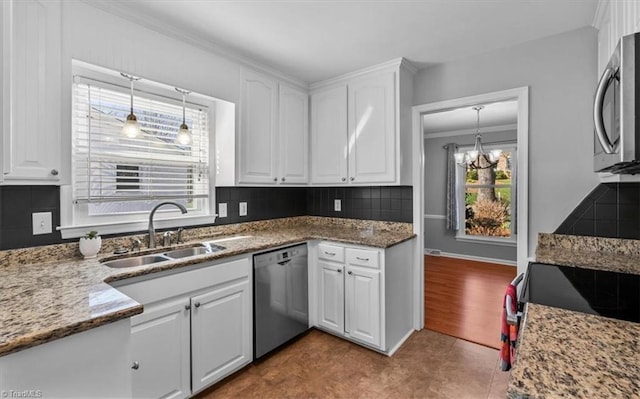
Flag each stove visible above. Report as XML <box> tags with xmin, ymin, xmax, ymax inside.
<box><xmin>521</xmin><ymin>262</ymin><xmax>640</xmax><ymax>323</ymax></box>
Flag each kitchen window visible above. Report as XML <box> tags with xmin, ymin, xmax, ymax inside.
<box><xmin>60</xmin><ymin>62</ymin><xmax>216</xmax><ymax>238</ymax></box>
<box><xmin>456</xmin><ymin>143</ymin><xmax>517</xmax><ymax>246</ymax></box>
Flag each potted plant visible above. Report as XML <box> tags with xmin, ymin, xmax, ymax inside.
<box><xmin>79</xmin><ymin>230</ymin><xmax>102</xmax><ymax>259</ymax></box>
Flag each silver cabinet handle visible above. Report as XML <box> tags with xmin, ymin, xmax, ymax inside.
<box><xmin>347</xmin><ymin>271</ymin><xmax>352</xmax><ymax>275</ymax></box>
<box><xmin>337</xmin><ymin>268</ymin><xmax>342</xmax><ymax>273</ymax></box>
<box><xmin>50</xmin><ymin>169</ymin><xmax>59</xmax><ymax>176</ymax></box>
<box><xmin>273</xmin><ymin>177</ymin><xmax>278</xmax><ymax>182</ymax></box>
<box><xmin>341</xmin><ymin>177</ymin><xmax>346</xmax><ymax>182</ymax></box>
<box><xmin>594</xmin><ymin>66</ymin><xmax>620</xmax><ymax>154</ymax></box>
<box><xmin>281</xmin><ymin>177</ymin><xmax>286</xmax><ymax>182</ymax></box>
<box><xmin>356</xmin><ymin>257</ymin><xmax>369</xmax><ymax>261</ymax></box>
<box><xmin>132</xmin><ymin>361</ymin><xmax>139</xmax><ymax>370</ymax></box>
<box><xmin>194</xmin><ymin>302</ymin><xmax>201</xmax><ymax>308</ymax></box>
<box><xmin>350</xmin><ymin>177</ymin><xmax>355</xmax><ymax>181</ymax></box>
<box><xmin>185</xmin><ymin>304</ymin><xmax>191</xmax><ymax>310</ymax></box>
<box><xmin>325</xmin><ymin>251</ymin><xmax>336</xmax><ymax>256</ymax></box>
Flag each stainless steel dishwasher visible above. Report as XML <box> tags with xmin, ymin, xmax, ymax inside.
<box><xmin>253</xmin><ymin>243</ymin><xmax>309</xmax><ymax>359</ymax></box>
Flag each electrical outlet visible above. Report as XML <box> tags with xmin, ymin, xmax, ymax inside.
<box><xmin>239</xmin><ymin>202</ymin><xmax>248</xmax><ymax>216</ymax></box>
<box><xmin>32</xmin><ymin>212</ymin><xmax>52</xmax><ymax>235</ymax></box>
<box><xmin>334</xmin><ymin>199</ymin><xmax>342</xmax><ymax>212</ymax></box>
<box><xmin>218</xmin><ymin>203</ymin><xmax>227</xmax><ymax>218</ymax></box>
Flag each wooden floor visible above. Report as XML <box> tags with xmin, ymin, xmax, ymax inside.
<box><xmin>424</xmin><ymin>255</ymin><xmax>516</xmax><ymax>349</ymax></box>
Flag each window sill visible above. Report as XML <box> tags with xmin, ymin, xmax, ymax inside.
<box><xmin>455</xmin><ymin>235</ymin><xmax>517</xmax><ymax>247</ymax></box>
<box><xmin>58</xmin><ymin>214</ymin><xmax>217</xmax><ymax>239</ymax></box>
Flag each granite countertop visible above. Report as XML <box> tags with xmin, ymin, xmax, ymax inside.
<box><xmin>0</xmin><ymin>217</ymin><xmax>414</xmax><ymax>357</ymax></box>
<box><xmin>508</xmin><ymin>232</ymin><xmax>640</xmax><ymax>398</ymax></box>
<box><xmin>508</xmin><ymin>303</ymin><xmax>640</xmax><ymax>399</ymax></box>
<box><xmin>536</xmin><ymin>232</ymin><xmax>640</xmax><ymax>275</ymax></box>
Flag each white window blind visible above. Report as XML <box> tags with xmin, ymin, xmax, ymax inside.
<box><xmin>72</xmin><ymin>78</ymin><xmax>210</xmax><ymax>215</ymax></box>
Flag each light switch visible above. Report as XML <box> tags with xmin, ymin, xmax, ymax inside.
<box><xmin>218</xmin><ymin>203</ymin><xmax>228</xmax><ymax>218</ymax></box>
<box><xmin>239</xmin><ymin>202</ymin><xmax>248</xmax><ymax>216</ymax></box>
<box><xmin>32</xmin><ymin>212</ymin><xmax>52</xmax><ymax>235</ymax></box>
<box><xmin>334</xmin><ymin>199</ymin><xmax>342</xmax><ymax>212</ymax></box>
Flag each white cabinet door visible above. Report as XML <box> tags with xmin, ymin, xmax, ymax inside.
<box><xmin>2</xmin><ymin>0</ymin><xmax>61</xmax><ymax>183</ymax></box>
<box><xmin>239</xmin><ymin>69</ymin><xmax>278</xmax><ymax>184</ymax></box>
<box><xmin>347</xmin><ymin>71</ymin><xmax>396</xmax><ymax>184</ymax></box>
<box><xmin>130</xmin><ymin>299</ymin><xmax>191</xmax><ymax>399</ymax></box>
<box><xmin>191</xmin><ymin>280</ymin><xmax>252</xmax><ymax>393</ymax></box>
<box><xmin>317</xmin><ymin>260</ymin><xmax>345</xmax><ymax>334</ymax></box>
<box><xmin>279</xmin><ymin>83</ymin><xmax>309</xmax><ymax>184</ymax></box>
<box><xmin>310</xmin><ymin>85</ymin><xmax>348</xmax><ymax>184</ymax></box>
<box><xmin>345</xmin><ymin>266</ymin><xmax>382</xmax><ymax>348</ymax></box>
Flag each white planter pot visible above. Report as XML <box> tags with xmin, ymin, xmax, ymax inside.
<box><xmin>79</xmin><ymin>236</ymin><xmax>102</xmax><ymax>259</ymax></box>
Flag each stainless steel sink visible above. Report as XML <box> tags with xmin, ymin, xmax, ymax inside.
<box><xmin>103</xmin><ymin>254</ymin><xmax>170</xmax><ymax>268</ymax></box>
<box><xmin>163</xmin><ymin>243</ymin><xmax>225</xmax><ymax>259</ymax></box>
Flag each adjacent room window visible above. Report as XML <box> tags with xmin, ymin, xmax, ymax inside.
<box><xmin>62</xmin><ymin>62</ymin><xmax>216</xmax><ymax>237</ymax></box>
<box><xmin>456</xmin><ymin>144</ymin><xmax>517</xmax><ymax>244</ymax></box>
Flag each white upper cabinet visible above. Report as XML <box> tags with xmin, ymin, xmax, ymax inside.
<box><xmin>348</xmin><ymin>72</ymin><xmax>396</xmax><ymax>184</ymax></box>
<box><xmin>594</xmin><ymin>0</ymin><xmax>640</xmax><ymax>75</ymax></box>
<box><xmin>2</xmin><ymin>0</ymin><xmax>62</xmax><ymax>184</ymax></box>
<box><xmin>310</xmin><ymin>59</ymin><xmax>414</xmax><ymax>186</ymax></box>
<box><xmin>238</xmin><ymin>69</ymin><xmax>278</xmax><ymax>184</ymax></box>
<box><xmin>238</xmin><ymin>68</ymin><xmax>309</xmax><ymax>185</ymax></box>
<box><xmin>279</xmin><ymin>83</ymin><xmax>309</xmax><ymax>184</ymax></box>
<box><xmin>310</xmin><ymin>85</ymin><xmax>349</xmax><ymax>184</ymax></box>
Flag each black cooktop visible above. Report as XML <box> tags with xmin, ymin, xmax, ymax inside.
<box><xmin>521</xmin><ymin>262</ymin><xmax>640</xmax><ymax>323</ymax></box>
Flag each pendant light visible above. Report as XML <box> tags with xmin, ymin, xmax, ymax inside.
<box><xmin>175</xmin><ymin>88</ymin><xmax>192</xmax><ymax>145</ymax></box>
<box><xmin>454</xmin><ymin>105</ymin><xmax>502</xmax><ymax>169</ymax></box>
<box><xmin>120</xmin><ymin>73</ymin><xmax>142</xmax><ymax>138</ymax></box>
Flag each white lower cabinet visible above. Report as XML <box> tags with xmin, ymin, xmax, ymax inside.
<box><xmin>312</xmin><ymin>239</ymin><xmax>414</xmax><ymax>355</ymax></box>
<box><xmin>0</xmin><ymin>319</ymin><xmax>133</xmax><ymax>398</ymax></box>
<box><xmin>191</xmin><ymin>280</ymin><xmax>251</xmax><ymax>393</ymax></box>
<box><xmin>130</xmin><ymin>299</ymin><xmax>190</xmax><ymax>399</ymax></box>
<box><xmin>114</xmin><ymin>256</ymin><xmax>252</xmax><ymax>398</ymax></box>
<box><xmin>345</xmin><ymin>266</ymin><xmax>381</xmax><ymax>347</ymax></box>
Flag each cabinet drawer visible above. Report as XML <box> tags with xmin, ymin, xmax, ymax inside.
<box><xmin>317</xmin><ymin>243</ymin><xmax>345</xmax><ymax>262</ymax></box>
<box><xmin>346</xmin><ymin>248</ymin><xmax>379</xmax><ymax>269</ymax></box>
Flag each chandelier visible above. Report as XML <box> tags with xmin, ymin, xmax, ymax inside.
<box><xmin>454</xmin><ymin>105</ymin><xmax>502</xmax><ymax>170</ymax></box>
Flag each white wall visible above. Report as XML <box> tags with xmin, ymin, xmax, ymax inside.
<box><xmin>414</xmin><ymin>26</ymin><xmax>599</xmax><ymax>264</ymax></box>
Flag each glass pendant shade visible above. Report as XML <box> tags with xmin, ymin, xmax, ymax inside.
<box><xmin>120</xmin><ymin>73</ymin><xmax>142</xmax><ymax>138</ymax></box>
<box><xmin>454</xmin><ymin>152</ymin><xmax>465</xmax><ymax>164</ymax></box>
<box><xmin>490</xmin><ymin>149</ymin><xmax>503</xmax><ymax>162</ymax></box>
<box><xmin>176</xmin><ymin>123</ymin><xmax>191</xmax><ymax>145</ymax></box>
<box><xmin>175</xmin><ymin>88</ymin><xmax>192</xmax><ymax>145</ymax></box>
<box><xmin>121</xmin><ymin>114</ymin><xmax>140</xmax><ymax>138</ymax></box>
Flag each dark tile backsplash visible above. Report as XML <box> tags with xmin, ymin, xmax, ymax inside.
<box><xmin>0</xmin><ymin>186</ymin><xmax>62</xmax><ymax>250</ymax></box>
<box><xmin>555</xmin><ymin>183</ymin><xmax>640</xmax><ymax>239</ymax></box>
<box><xmin>0</xmin><ymin>185</ymin><xmax>412</xmax><ymax>250</ymax></box>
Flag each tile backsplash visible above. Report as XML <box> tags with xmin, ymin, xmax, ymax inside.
<box><xmin>555</xmin><ymin>183</ymin><xmax>640</xmax><ymax>239</ymax></box>
<box><xmin>0</xmin><ymin>185</ymin><xmax>412</xmax><ymax>250</ymax></box>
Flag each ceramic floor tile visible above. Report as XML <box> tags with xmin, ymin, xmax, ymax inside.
<box><xmin>195</xmin><ymin>328</ymin><xmax>510</xmax><ymax>399</ymax></box>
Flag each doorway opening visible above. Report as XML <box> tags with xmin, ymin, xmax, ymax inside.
<box><xmin>411</xmin><ymin>88</ymin><xmax>528</xmax><ymax>346</ymax></box>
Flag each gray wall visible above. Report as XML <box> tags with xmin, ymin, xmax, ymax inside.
<box><xmin>424</xmin><ymin>130</ymin><xmax>517</xmax><ymax>262</ymax></box>
<box><xmin>414</xmin><ymin>26</ymin><xmax>599</xmax><ymax>267</ymax></box>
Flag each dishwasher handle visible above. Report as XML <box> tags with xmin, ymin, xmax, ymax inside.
<box><xmin>277</xmin><ymin>259</ymin><xmax>292</xmax><ymax>266</ymax></box>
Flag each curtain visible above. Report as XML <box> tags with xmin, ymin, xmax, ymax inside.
<box><xmin>445</xmin><ymin>143</ymin><xmax>459</xmax><ymax>231</ymax></box>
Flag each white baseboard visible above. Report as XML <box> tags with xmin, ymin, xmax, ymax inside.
<box><xmin>386</xmin><ymin>329</ymin><xmax>415</xmax><ymax>357</ymax></box>
<box><xmin>424</xmin><ymin>248</ymin><xmax>517</xmax><ymax>267</ymax></box>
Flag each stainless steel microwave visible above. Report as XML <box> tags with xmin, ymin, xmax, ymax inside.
<box><xmin>594</xmin><ymin>32</ymin><xmax>640</xmax><ymax>174</ymax></box>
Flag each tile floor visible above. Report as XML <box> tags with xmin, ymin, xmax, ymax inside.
<box><xmin>195</xmin><ymin>328</ymin><xmax>510</xmax><ymax>399</ymax></box>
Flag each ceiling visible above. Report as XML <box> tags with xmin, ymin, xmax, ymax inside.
<box><xmin>102</xmin><ymin>0</ymin><xmax>598</xmax><ymax>83</ymax></box>
<box><xmin>423</xmin><ymin>101</ymin><xmax>518</xmax><ymax>136</ymax></box>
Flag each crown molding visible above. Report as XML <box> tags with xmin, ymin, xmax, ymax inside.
<box><xmin>309</xmin><ymin>57</ymin><xmax>412</xmax><ymax>91</ymax></box>
<box><xmin>78</xmin><ymin>0</ymin><xmax>309</xmax><ymax>90</ymax></box>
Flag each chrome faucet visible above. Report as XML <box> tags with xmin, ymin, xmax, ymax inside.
<box><xmin>148</xmin><ymin>201</ymin><xmax>188</xmax><ymax>248</ymax></box>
